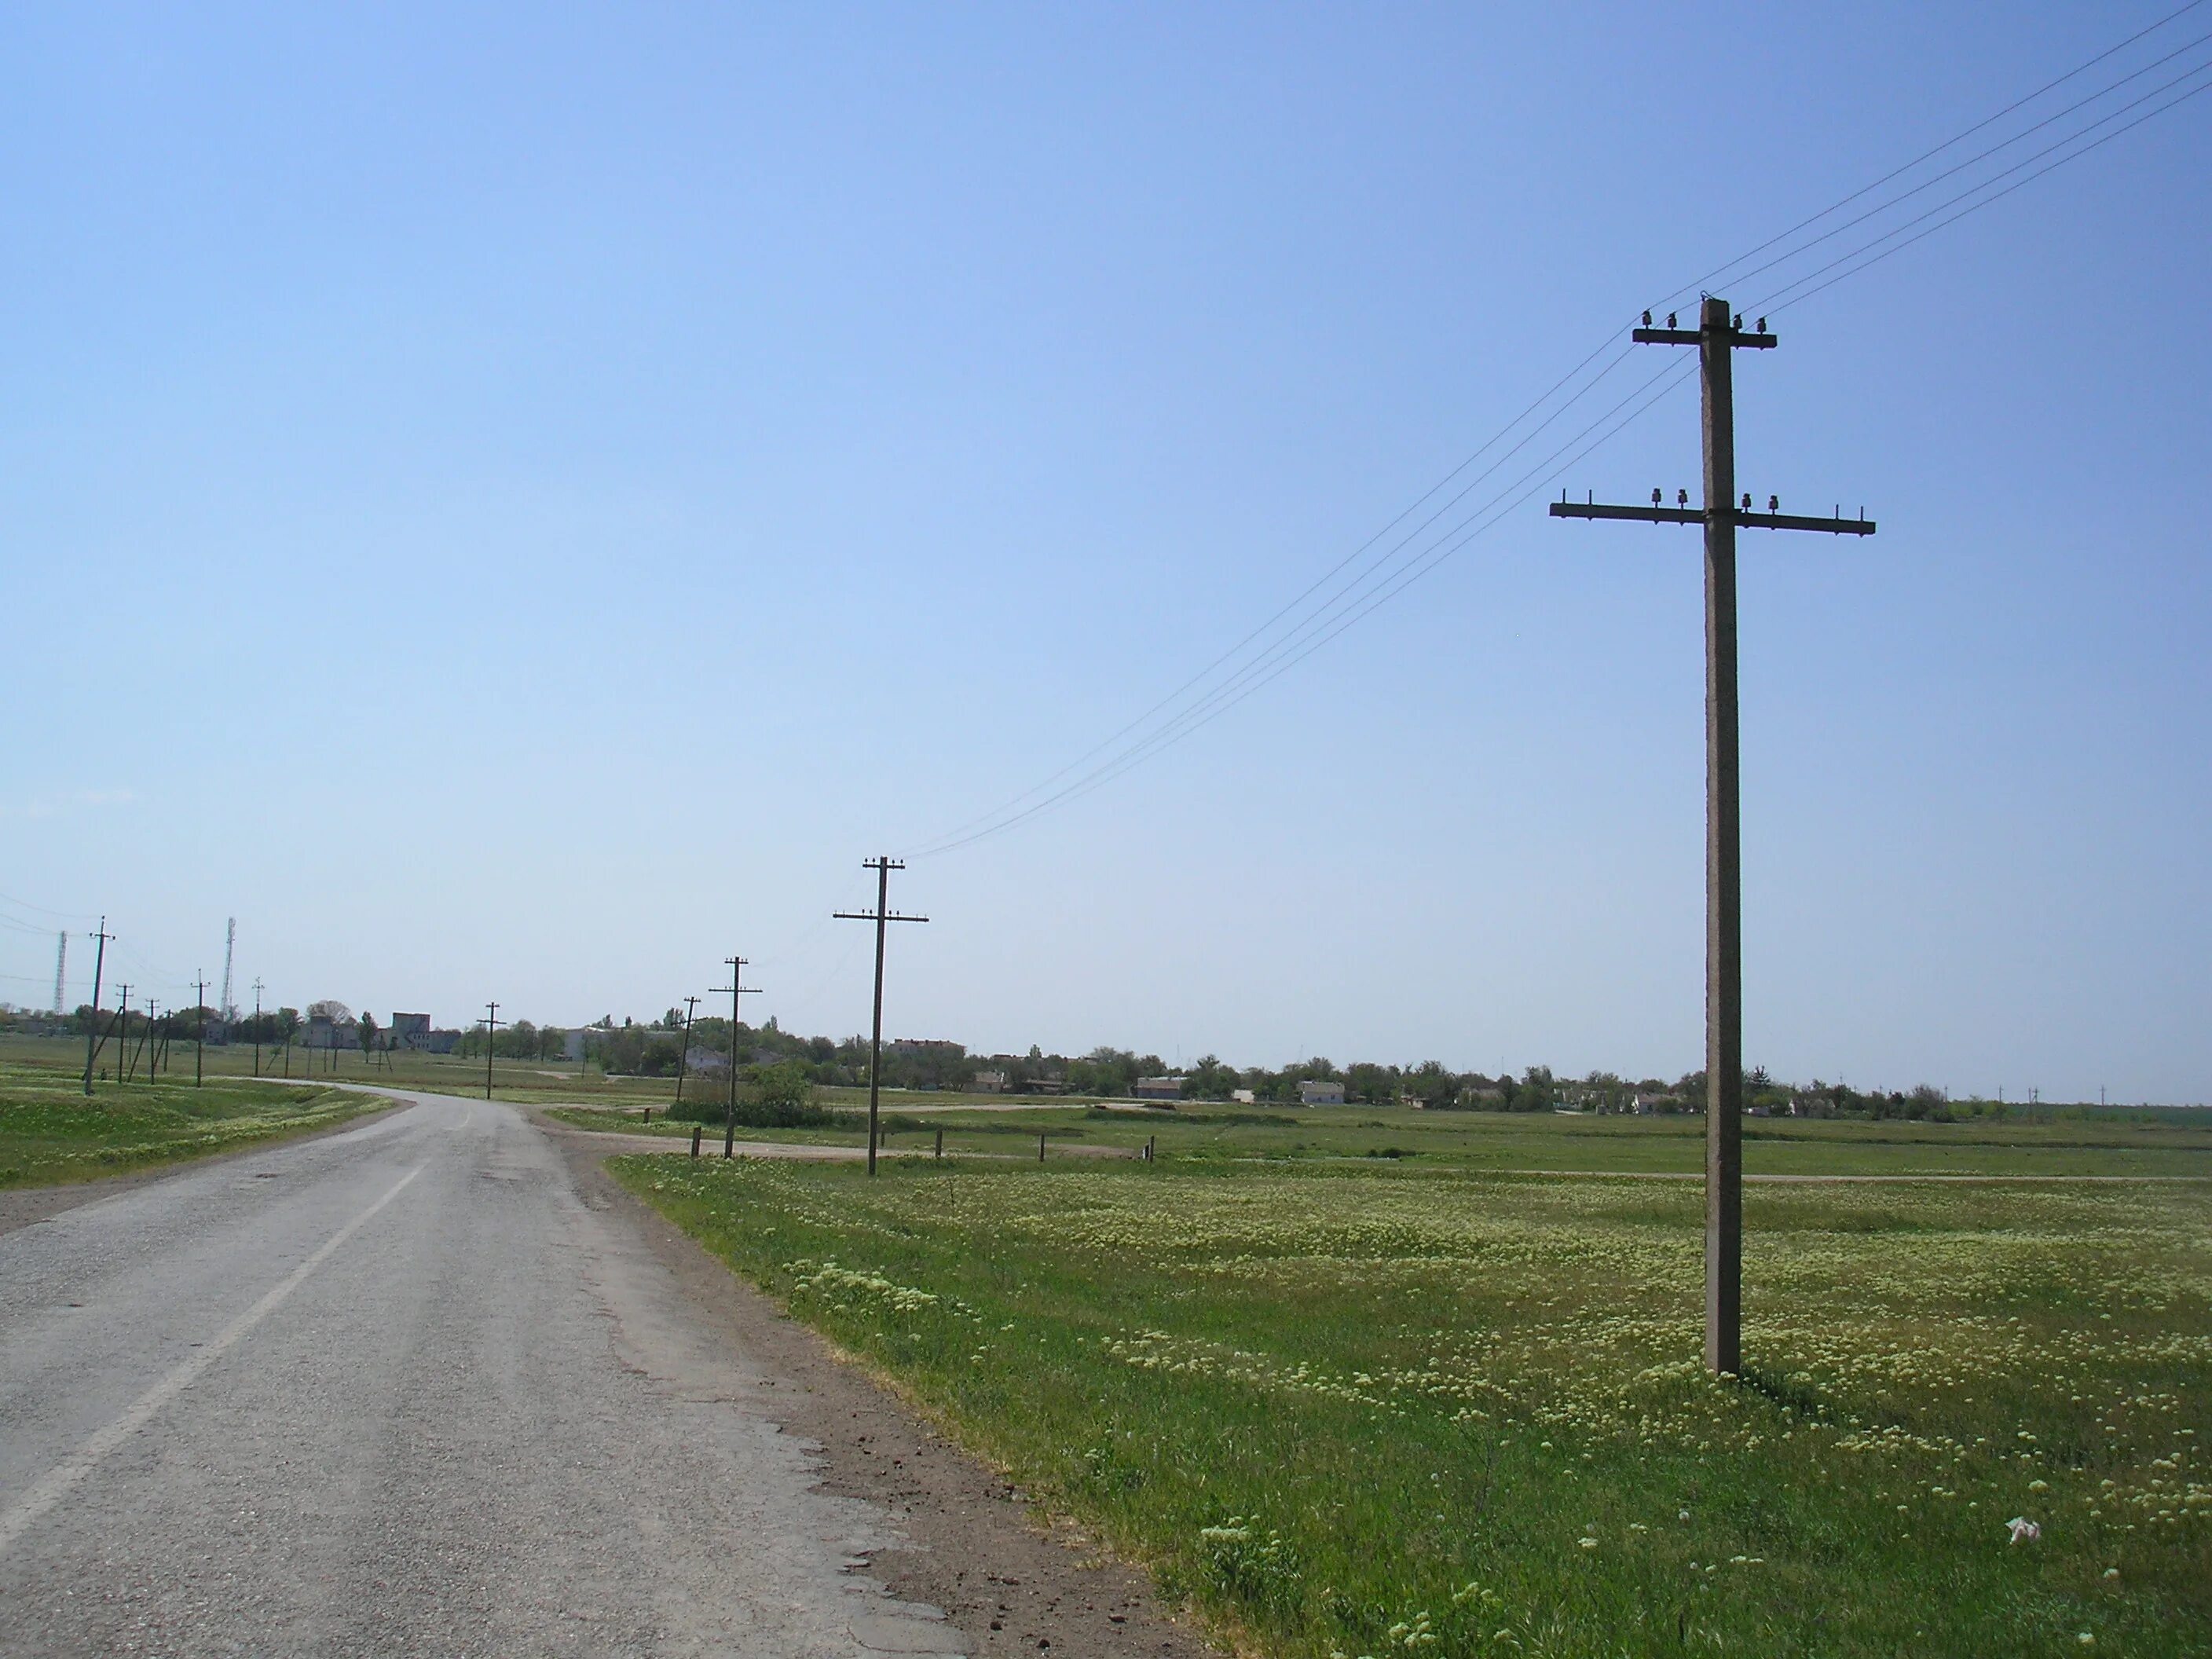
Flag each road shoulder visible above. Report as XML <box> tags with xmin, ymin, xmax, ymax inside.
<box><xmin>545</xmin><ymin>1118</ymin><xmax>1222</xmax><ymax>1659</ymax></box>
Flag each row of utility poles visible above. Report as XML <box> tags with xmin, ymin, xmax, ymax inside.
<box><xmin>74</xmin><ymin>921</ymin><xmax>220</xmax><ymax>1094</ymax></box>
<box><xmin>657</xmin><ymin>857</ymin><xmax>930</xmax><ymax>1174</ymax></box>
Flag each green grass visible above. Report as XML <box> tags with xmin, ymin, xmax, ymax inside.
<box><xmin>613</xmin><ymin>1152</ymin><xmax>2211</xmax><ymax>1658</ymax></box>
<box><xmin>0</xmin><ymin>1060</ymin><xmax>382</xmax><ymax>1187</ymax></box>
<box><xmin>557</xmin><ymin>1091</ymin><xmax>2212</xmax><ymax>1179</ymax></box>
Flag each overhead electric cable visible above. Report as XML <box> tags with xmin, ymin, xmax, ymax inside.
<box><xmin>1653</xmin><ymin>0</ymin><xmax>2207</xmax><ymax>309</ymax></box>
<box><xmin>904</xmin><ymin>5</ymin><xmax>2211</xmax><ymax>859</ymax></box>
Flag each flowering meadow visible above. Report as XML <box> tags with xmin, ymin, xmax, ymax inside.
<box><xmin>614</xmin><ymin>1152</ymin><xmax>2210</xmax><ymax>1656</ymax></box>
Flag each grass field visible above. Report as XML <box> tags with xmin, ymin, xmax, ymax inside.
<box><xmin>614</xmin><ymin>1147</ymin><xmax>2211</xmax><ymax>1657</ymax></box>
<box><xmin>0</xmin><ymin>1059</ymin><xmax>381</xmax><ymax>1187</ymax></box>
<box><xmin>558</xmin><ymin>1097</ymin><xmax>2212</xmax><ymax>1179</ymax></box>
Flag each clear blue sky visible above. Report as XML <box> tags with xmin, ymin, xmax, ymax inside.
<box><xmin>3</xmin><ymin>2</ymin><xmax>2206</xmax><ymax>1102</ymax></box>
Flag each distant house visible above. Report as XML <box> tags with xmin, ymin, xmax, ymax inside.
<box><xmin>1231</xmin><ymin>1088</ymin><xmax>1257</xmax><ymax>1104</ymax></box>
<box><xmin>972</xmin><ymin>1070</ymin><xmax>1009</xmax><ymax>1093</ymax></box>
<box><xmin>306</xmin><ymin>1014</ymin><xmax>361</xmax><ymax>1050</ymax></box>
<box><xmin>1132</xmin><ymin>1076</ymin><xmax>1183</xmax><ymax>1102</ymax></box>
<box><xmin>683</xmin><ymin>1046</ymin><xmax>731</xmax><ymax>1075</ymax></box>
<box><xmin>1298</xmin><ymin>1079</ymin><xmax>1346</xmax><ymax>1105</ymax></box>
<box><xmin>391</xmin><ymin>1013</ymin><xmax>433</xmax><ymax>1049</ymax></box>
<box><xmin>562</xmin><ymin>1029</ymin><xmax>587</xmax><ymax>1063</ymax></box>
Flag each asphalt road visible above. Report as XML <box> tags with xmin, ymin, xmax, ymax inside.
<box><xmin>0</xmin><ymin>1089</ymin><xmax>971</xmax><ymax>1657</ymax></box>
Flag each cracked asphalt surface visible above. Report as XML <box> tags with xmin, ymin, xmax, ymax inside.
<box><xmin>0</xmin><ymin>1089</ymin><xmax>980</xmax><ymax>1657</ymax></box>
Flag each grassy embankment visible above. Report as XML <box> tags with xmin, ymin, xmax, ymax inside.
<box><xmin>0</xmin><ymin>1054</ymin><xmax>380</xmax><ymax>1188</ymax></box>
<box><xmin>613</xmin><ymin>1137</ymin><xmax>2210</xmax><ymax>1657</ymax></box>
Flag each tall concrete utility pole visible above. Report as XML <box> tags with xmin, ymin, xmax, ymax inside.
<box><xmin>710</xmin><ymin>958</ymin><xmax>764</xmax><ymax>1159</ymax></box>
<box><xmin>52</xmin><ymin>931</ymin><xmax>66</xmax><ymax>1018</ymax></box>
<box><xmin>482</xmin><ymin>1002</ymin><xmax>503</xmax><ymax>1100</ymax></box>
<box><xmin>1551</xmin><ymin>295</ymin><xmax>1873</xmax><ymax>1374</ymax></box>
<box><xmin>80</xmin><ymin>918</ymin><xmax>112</xmax><ymax>1097</ymax></box>
<box><xmin>834</xmin><ymin>858</ymin><xmax>929</xmax><ymax>1175</ymax></box>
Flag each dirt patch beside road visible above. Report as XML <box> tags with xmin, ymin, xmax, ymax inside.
<box><xmin>544</xmin><ymin>1118</ymin><xmax>1221</xmax><ymax>1659</ymax></box>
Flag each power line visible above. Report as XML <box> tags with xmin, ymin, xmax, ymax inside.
<box><xmin>1654</xmin><ymin>0</ymin><xmax>2209</xmax><ymax>309</ymax></box>
<box><xmin>900</xmin><ymin>8</ymin><xmax>2211</xmax><ymax>859</ymax></box>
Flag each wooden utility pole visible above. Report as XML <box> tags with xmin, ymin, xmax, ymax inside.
<box><xmin>80</xmin><ymin>917</ymin><xmax>112</xmax><ymax>1096</ymax></box>
<box><xmin>710</xmin><ymin>958</ymin><xmax>764</xmax><ymax>1159</ymax></box>
<box><xmin>671</xmin><ymin>994</ymin><xmax>703</xmax><ymax>1117</ymax></box>
<box><xmin>114</xmin><ymin>986</ymin><xmax>130</xmax><ymax>1081</ymax></box>
<box><xmin>482</xmin><ymin>1002</ymin><xmax>503</xmax><ymax>1100</ymax></box>
<box><xmin>251</xmin><ymin>979</ymin><xmax>264</xmax><ymax>1078</ymax></box>
<box><xmin>834</xmin><ymin>857</ymin><xmax>929</xmax><ymax>1175</ymax></box>
<box><xmin>1551</xmin><ymin>295</ymin><xmax>1873</xmax><ymax>1374</ymax></box>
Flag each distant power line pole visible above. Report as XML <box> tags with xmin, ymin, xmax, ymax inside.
<box><xmin>251</xmin><ymin>979</ymin><xmax>265</xmax><ymax>1078</ymax></box>
<box><xmin>1551</xmin><ymin>295</ymin><xmax>1873</xmax><ymax>1375</ymax></box>
<box><xmin>195</xmin><ymin>973</ymin><xmax>207</xmax><ymax>1088</ymax></box>
<box><xmin>80</xmin><ymin>917</ymin><xmax>112</xmax><ymax>1096</ymax></box>
<box><xmin>834</xmin><ymin>857</ymin><xmax>929</xmax><ymax>1176</ymax></box>
<box><xmin>672</xmin><ymin>995</ymin><xmax>702</xmax><ymax>1115</ymax></box>
<box><xmin>710</xmin><ymin>958</ymin><xmax>764</xmax><ymax>1159</ymax></box>
<box><xmin>133</xmin><ymin>998</ymin><xmax>158</xmax><ymax>1083</ymax></box>
<box><xmin>52</xmin><ymin>931</ymin><xmax>66</xmax><ymax>1018</ymax></box>
<box><xmin>482</xmin><ymin>1002</ymin><xmax>503</xmax><ymax>1099</ymax></box>
<box><xmin>113</xmin><ymin>985</ymin><xmax>131</xmax><ymax>1083</ymax></box>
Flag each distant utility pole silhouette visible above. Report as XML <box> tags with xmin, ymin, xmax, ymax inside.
<box><xmin>195</xmin><ymin>974</ymin><xmax>208</xmax><ymax>1088</ymax></box>
<box><xmin>834</xmin><ymin>857</ymin><xmax>929</xmax><ymax>1176</ymax></box>
<box><xmin>133</xmin><ymin>998</ymin><xmax>158</xmax><ymax>1082</ymax></box>
<box><xmin>251</xmin><ymin>979</ymin><xmax>265</xmax><ymax>1078</ymax></box>
<box><xmin>672</xmin><ymin>996</ymin><xmax>702</xmax><ymax>1115</ymax></box>
<box><xmin>114</xmin><ymin>985</ymin><xmax>130</xmax><ymax>1082</ymax></box>
<box><xmin>710</xmin><ymin>958</ymin><xmax>763</xmax><ymax>1159</ymax></box>
<box><xmin>81</xmin><ymin>917</ymin><xmax>112</xmax><ymax>1096</ymax></box>
<box><xmin>482</xmin><ymin>1002</ymin><xmax>503</xmax><ymax>1100</ymax></box>
<box><xmin>1551</xmin><ymin>295</ymin><xmax>1873</xmax><ymax>1375</ymax></box>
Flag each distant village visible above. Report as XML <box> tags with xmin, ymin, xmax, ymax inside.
<box><xmin>0</xmin><ymin>998</ymin><xmax>2041</xmax><ymax>1121</ymax></box>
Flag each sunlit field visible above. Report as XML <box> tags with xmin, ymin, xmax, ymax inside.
<box><xmin>564</xmin><ymin>1094</ymin><xmax>2212</xmax><ymax>1178</ymax></box>
<box><xmin>616</xmin><ymin>1153</ymin><xmax>2211</xmax><ymax>1657</ymax></box>
<box><xmin>0</xmin><ymin>1058</ymin><xmax>378</xmax><ymax>1186</ymax></box>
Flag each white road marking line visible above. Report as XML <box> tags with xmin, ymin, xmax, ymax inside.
<box><xmin>0</xmin><ymin>1165</ymin><xmax>423</xmax><ymax>1556</ymax></box>
<box><xmin>452</xmin><ymin>1107</ymin><xmax>472</xmax><ymax>1133</ymax></box>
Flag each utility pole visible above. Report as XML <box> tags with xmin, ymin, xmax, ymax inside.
<box><xmin>132</xmin><ymin>998</ymin><xmax>157</xmax><ymax>1082</ymax></box>
<box><xmin>80</xmin><ymin>917</ymin><xmax>112</xmax><ymax>1096</ymax></box>
<box><xmin>115</xmin><ymin>986</ymin><xmax>130</xmax><ymax>1082</ymax></box>
<box><xmin>1551</xmin><ymin>295</ymin><xmax>1873</xmax><ymax>1375</ymax></box>
<box><xmin>194</xmin><ymin>974</ymin><xmax>207</xmax><ymax>1087</ymax></box>
<box><xmin>834</xmin><ymin>857</ymin><xmax>930</xmax><ymax>1175</ymax></box>
<box><xmin>709</xmin><ymin>958</ymin><xmax>764</xmax><ymax>1159</ymax></box>
<box><xmin>251</xmin><ymin>979</ymin><xmax>265</xmax><ymax>1078</ymax></box>
<box><xmin>482</xmin><ymin>1002</ymin><xmax>503</xmax><ymax>1099</ymax></box>
<box><xmin>672</xmin><ymin>995</ymin><xmax>702</xmax><ymax>1115</ymax></box>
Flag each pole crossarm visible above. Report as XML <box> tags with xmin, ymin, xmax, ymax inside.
<box><xmin>1634</xmin><ymin>326</ymin><xmax>1775</xmax><ymax>349</ymax></box>
<box><xmin>830</xmin><ymin>910</ymin><xmax>931</xmax><ymax>924</ymax></box>
<box><xmin>1549</xmin><ymin>500</ymin><xmax>1876</xmax><ymax>536</ymax></box>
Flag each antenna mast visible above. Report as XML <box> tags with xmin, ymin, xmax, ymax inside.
<box><xmin>220</xmin><ymin>917</ymin><xmax>237</xmax><ymax>1021</ymax></box>
<box><xmin>53</xmin><ymin>931</ymin><xmax>67</xmax><ymax>1016</ymax></box>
